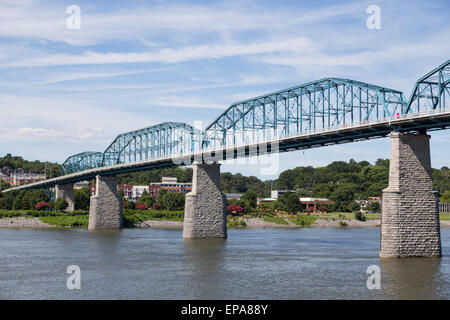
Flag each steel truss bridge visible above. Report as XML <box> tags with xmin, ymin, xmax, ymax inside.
<box><xmin>4</xmin><ymin>59</ymin><xmax>450</xmax><ymax>191</ymax></box>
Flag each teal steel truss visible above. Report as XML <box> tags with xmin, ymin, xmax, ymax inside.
<box><xmin>203</xmin><ymin>78</ymin><xmax>405</xmax><ymax>148</ymax></box>
<box><xmin>60</xmin><ymin>152</ymin><xmax>104</xmax><ymax>175</ymax></box>
<box><xmin>406</xmin><ymin>59</ymin><xmax>449</xmax><ymax>113</ymax></box>
<box><xmin>101</xmin><ymin>122</ymin><xmax>203</xmax><ymax>166</ymax></box>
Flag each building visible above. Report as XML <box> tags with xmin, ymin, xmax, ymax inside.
<box><xmin>0</xmin><ymin>171</ymin><xmax>9</xmax><ymax>183</ymax></box>
<box><xmin>118</xmin><ymin>184</ymin><xmax>133</xmax><ymax>199</ymax></box>
<box><xmin>148</xmin><ymin>177</ymin><xmax>192</xmax><ymax>198</ymax></box>
<box><xmin>300</xmin><ymin>197</ymin><xmax>335</xmax><ymax>213</ymax></box>
<box><xmin>257</xmin><ymin>197</ymin><xmax>277</xmax><ymax>205</ymax></box>
<box><xmin>131</xmin><ymin>186</ymin><xmax>149</xmax><ymax>201</ymax></box>
<box><xmin>355</xmin><ymin>197</ymin><xmax>381</xmax><ymax>208</ymax></box>
<box><xmin>439</xmin><ymin>202</ymin><xmax>450</xmax><ymax>213</ymax></box>
<box><xmin>10</xmin><ymin>172</ymin><xmax>46</xmax><ymax>186</ymax></box>
<box><xmin>224</xmin><ymin>193</ymin><xmax>243</xmax><ymax>200</ymax></box>
<box><xmin>271</xmin><ymin>190</ymin><xmax>296</xmax><ymax>199</ymax></box>
<box><xmin>74</xmin><ymin>181</ymin><xmax>89</xmax><ymax>189</ymax></box>
<box><xmin>89</xmin><ymin>184</ymin><xmax>96</xmax><ymax>196</ymax></box>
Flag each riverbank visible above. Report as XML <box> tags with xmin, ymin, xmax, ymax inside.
<box><xmin>1</xmin><ymin>211</ymin><xmax>450</xmax><ymax>229</ymax></box>
<box><xmin>0</xmin><ymin>217</ymin><xmax>53</xmax><ymax>229</ymax></box>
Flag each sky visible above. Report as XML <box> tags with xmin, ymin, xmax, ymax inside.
<box><xmin>0</xmin><ymin>0</ymin><xmax>449</xmax><ymax>180</ymax></box>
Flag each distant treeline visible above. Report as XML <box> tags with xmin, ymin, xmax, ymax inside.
<box><xmin>0</xmin><ymin>154</ymin><xmax>61</xmax><ymax>177</ymax></box>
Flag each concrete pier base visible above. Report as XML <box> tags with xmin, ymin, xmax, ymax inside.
<box><xmin>183</xmin><ymin>162</ymin><xmax>227</xmax><ymax>239</ymax></box>
<box><xmin>380</xmin><ymin>132</ymin><xmax>442</xmax><ymax>257</ymax></box>
<box><xmin>55</xmin><ymin>184</ymin><xmax>74</xmax><ymax>211</ymax></box>
<box><xmin>88</xmin><ymin>175</ymin><xmax>123</xmax><ymax>230</ymax></box>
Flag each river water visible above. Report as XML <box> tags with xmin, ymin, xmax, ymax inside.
<box><xmin>1</xmin><ymin>227</ymin><xmax>449</xmax><ymax>300</ymax></box>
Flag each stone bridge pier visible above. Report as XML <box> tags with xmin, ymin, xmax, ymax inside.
<box><xmin>380</xmin><ymin>132</ymin><xmax>442</xmax><ymax>257</ymax></box>
<box><xmin>183</xmin><ymin>162</ymin><xmax>227</xmax><ymax>239</ymax></box>
<box><xmin>55</xmin><ymin>184</ymin><xmax>74</xmax><ymax>211</ymax></box>
<box><xmin>88</xmin><ymin>175</ymin><xmax>123</xmax><ymax>230</ymax></box>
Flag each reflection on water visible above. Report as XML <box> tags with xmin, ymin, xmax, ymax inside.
<box><xmin>0</xmin><ymin>228</ymin><xmax>449</xmax><ymax>299</ymax></box>
<box><xmin>380</xmin><ymin>258</ymin><xmax>443</xmax><ymax>299</ymax></box>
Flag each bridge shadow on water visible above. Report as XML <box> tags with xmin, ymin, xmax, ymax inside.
<box><xmin>380</xmin><ymin>258</ymin><xmax>445</xmax><ymax>299</ymax></box>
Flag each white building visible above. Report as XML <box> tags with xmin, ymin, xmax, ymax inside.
<box><xmin>224</xmin><ymin>193</ymin><xmax>243</xmax><ymax>200</ymax></box>
<box><xmin>271</xmin><ymin>190</ymin><xmax>295</xmax><ymax>199</ymax></box>
<box><xmin>131</xmin><ymin>186</ymin><xmax>149</xmax><ymax>201</ymax></box>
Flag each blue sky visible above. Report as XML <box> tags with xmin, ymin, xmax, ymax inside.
<box><xmin>0</xmin><ymin>0</ymin><xmax>449</xmax><ymax>179</ymax></box>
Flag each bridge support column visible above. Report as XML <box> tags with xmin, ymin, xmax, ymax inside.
<box><xmin>380</xmin><ymin>132</ymin><xmax>441</xmax><ymax>257</ymax></box>
<box><xmin>55</xmin><ymin>184</ymin><xmax>74</xmax><ymax>211</ymax></box>
<box><xmin>183</xmin><ymin>162</ymin><xmax>227</xmax><ymax>239</ymax></box>
<box><xmin>88</xmin><ymin>175</ymin><xmax>123</xmax><ymax>230</ymax></box>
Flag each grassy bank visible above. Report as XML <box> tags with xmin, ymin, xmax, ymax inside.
<box><xmin>1</xmin><ymin>209</ymin><xmax>449</xmax><ymax>228</ymax></box>
<box><xmin>440</xmin><ymin>212</ymin><xmax>450</xmax><ymax>221</ymax></box>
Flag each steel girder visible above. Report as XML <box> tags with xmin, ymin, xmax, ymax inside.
<box><xmin>60</xmin><ymin>151</ymin><xmax>104</xmax><ymax>176</ymax></box>
<box><xmin>203</xmin><ymin>78</ymin><xmax>405</xmax><ymax>148</ymax></box>
<box><xmin>406</xmin><ymin>59</ymin><xmax>450</xmax><ymax>114</ymax></box>
<box><xmin>101</xmin><ymin>122</ymin><xmax>202</xmax><ymax>166</ymax></box>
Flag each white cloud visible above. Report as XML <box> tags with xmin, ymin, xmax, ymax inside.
<box><xmin>17</xmin><ymin>126</ymin><xmax>103</xmax><ymax>140</ymax></box>
<box><xmin>0</xmin><ymin>1</ymin><xmax>364</xmax><ymax>46</ymax></box>
<box><xmin>6</xmin><ymin>37</ymin><xmax>314</xmax><ymax>67</ymax></box>
<box><xmin>149</xmin><ymin>96</ymin><xmax>226</xmax><ymax>109</ymax></box>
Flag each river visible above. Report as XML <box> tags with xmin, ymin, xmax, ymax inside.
<box><xmin>1</xmin><ymin>227</ymin><xmax>449</xmax><ymax>299</ymax></box>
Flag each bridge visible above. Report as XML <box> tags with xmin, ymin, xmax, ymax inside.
<box><xmin>3</xmin><ymin>59</ymin><xmax>449</xmax><ymax>257</ymax></box>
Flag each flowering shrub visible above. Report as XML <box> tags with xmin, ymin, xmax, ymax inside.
<box><xmin>152</xmin><ymin>202</ymin><xmax>162</xmax><ymax>210</ymax></box>
<box><xmin>135</xmin><ymin>204</ymin><xmax>148</xmax><ymax>210</ymax></box>
<box><xmin>226</xmin><ymin>205</ymin><xmax>244</xmax><ymax>215</ymax></box>
<box><xmin>306</xmin><ymin>206</ymin><xmax>315</xmax><ymax>213</ymax></box>
<box><xmin>35</xmin><ymin>201</ymin><xmax>52</xmax><ymax>210</ymax></box>
<box><xmin>318</xmin><ymin>206</ymin><xmax>328</xmax><ymax>212</ymax></box>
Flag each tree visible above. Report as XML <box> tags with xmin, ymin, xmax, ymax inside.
<box><xmin>157</xmin><ymin>188</ymin><xmax>168</xmax><ymax>205</ymax></box>
<box><xmin>74</xmin><ymin>187</ymin><xmax>90</xmax><ymax>210</ymax></box>
<box><xmin>283</xmin><ymin>192</ymin><xmax>301</xmax><ymax>213</ymax></box>
<box><xmin>441</xmin><ymin>190</ymin><xmax>450</xmax><ymax>203</ymax></box>
<box><xmin>54</xmin><ymin>198</ymin><xmax>68</xmax><ymax>211</ymax></box>
<box><xmin>161</xmin><ymin>191</ymin><xmax>185</xmax><ymax>210</ymax></box>
<box><xmin>139</xmin><ymin>190</ymin><xmax>155</xmax><ymax>207</ymax></box>
<box><xmin>366</xmin><ymin>201</ymin><xmax>381</xmax><ymax>212</ymax></box>
<box><xmin>241</xmin><ymin>190</ymin><xmax>257</xmax><ymax>208</ymax></box>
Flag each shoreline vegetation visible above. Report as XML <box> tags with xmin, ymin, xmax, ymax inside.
<box><xmin>1</xmin><ymin>210</ymin><xmax>450</xmax><ymax>230</ymax></box>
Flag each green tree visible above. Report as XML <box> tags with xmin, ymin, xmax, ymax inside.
<box><xmin>441</xmin><ymin>190</ymin><xmax>450</xmax><ymax>203</ymax></box>
<box><xmin>366</xmin><ymin>201</ymin><xmax>381</xmax><ymax>212</ymax></box>
<box><xmin>157</xmin><ymin>188</ymin><xmax>168</xmax><ymax>204</ymax></box>
<box><xmin>54</xmin><ymin>198</ymin><xmax>68</xmax><ymax>211</ymax></box>
<box><xmin>241</xmin><ymin>190</ymin><xmax>257</xmax><ymax>208</ymax></box>
<box><xmin>283</xmin><ymin>192</ymin><xmax>301</xmax><ymax>213</ymax></box>
<box><xmin>161</xmin><ymin>191</ymin><xmax>185</xmax><ymax>210</ymax></box>
<box><xmin>74</xmin><ymin>187</ymin><xmax>90</xmax><ymax>210</ymax></box>
<box><xmin>139</xmin><ymin>190</ymin><xmax>155</xmax><ymax>207</ymax></box>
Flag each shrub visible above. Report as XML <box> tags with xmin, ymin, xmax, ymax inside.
<box><xmin>289</xmin><ymin>215</ymin><xmax>317</xmax><ymax>226</ymax></box>
<box><xmin>226</xmin><ymin>205</ymin><xmax>244</xmax><ymax>215</ymax></box>
<box><xmin>354</xmin><ymin>211</ymin><xmax>366</xmax><ymax>221</ymax></box>
<box><xmin>152</xmin><ymin>202</ymin><xmax>162</xmax><ymax>210</ymax></box>
<box><xmin>318</xmin><ymin>206</ymin><xmax>328</xmax><ymax>212</ymax></box>
<box><xmin>306</xmin><ymin>207</ymin><xmax>315</xmax><ymax>214</ymax></box>
<box><xmin>228</xmin><ymin>219</ymin><xmax>247</xmax><ymax>228</ymax></box>
<box><xmin>35</xmin><ymin>201</ymin><xmax>52</xmax><ymax>211</ymax></box>
<box><xmin>338</xmin><ymin>220</ymin><xmax>348</xmax><ymax>227</ymax></box>
<box><xmin>136</xmin><ymin>204</ymin><xmax>148</xmax><ymax>210</ymax></box>
<box><xmin>54</xmin><ymin>198</ymin><xmax>68</xmax><ymax>211</ymax></box>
